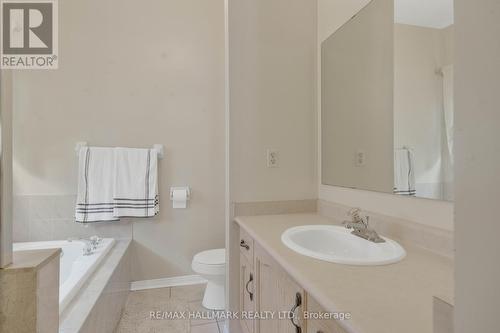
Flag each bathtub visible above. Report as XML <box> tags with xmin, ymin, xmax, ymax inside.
<box><xmin>13</xmin><ymin>238</ymin><xmax>116</xmax><ymax>313</ymax></box>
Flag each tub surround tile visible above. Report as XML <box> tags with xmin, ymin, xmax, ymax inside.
<box><xmin>29</xmin><ymin>195</ymin><xmax>63</xmax><ymax>220</ymax></box>
<box><xmin>38</xmin><ymin>256</ymin><xmax>61</xmax><ymax>333</ymax></box>
<box><xmin>29</xmin><ymin>218</ymin><xmax>56</xmax><ymax>241</ymax></box>
<box><xmin>318</xmin><ymin>199</ymin><xmax>454</xmax><ymax>258</ymax></box>
<box><xmin>0</xmin><ymin>249</ymin><xmax>60</xmax><ymax>333</ymax></box>
<box><xmin>13</xmin><ymin>195</ymin><xmax>133</xmax><ymax>243</ymax></box>
<box><xmin>13</xmin><ymin>196</ymin><xmax>30</xmax><ymax>241</ymax></box>
<box><xmin>60</xmin><ymin>239</ymin><xmax>131</xmax><ymax>333</ymax></box>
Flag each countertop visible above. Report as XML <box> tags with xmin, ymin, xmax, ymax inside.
<box><xmin>234</xmin><ymin>213</ymin><xmax>454</xmax><ymax>333</ymax></box>
<box><xmin>2</xmin><ymin>248</ymin><xmax>61</xmax><ymax>272</ymax></box>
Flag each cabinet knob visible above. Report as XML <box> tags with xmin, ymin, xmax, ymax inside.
<box><xmin>240</xmin><ymin>240</ymin><xmax>250</xmax><ymax>250</ymax></box>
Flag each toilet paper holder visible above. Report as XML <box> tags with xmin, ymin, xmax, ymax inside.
<box><xmin>170</xmin><ymin>187</ymin><xmax>191</xmax><ymax>201</ymax></box>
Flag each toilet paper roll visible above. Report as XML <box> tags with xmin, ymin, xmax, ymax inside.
<box><xmin>172</xmin><ymin>188</ymin><xmax>188</xmax><ymax>209</ymax></box>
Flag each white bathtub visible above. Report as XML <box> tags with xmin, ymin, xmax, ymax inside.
<box><xmin>13</xmin><ymin>238</ymin><xmax>116</xmax><ymax>313</ymax></box>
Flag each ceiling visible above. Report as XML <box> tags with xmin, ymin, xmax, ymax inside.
<box><xmin>395</xmin><ymin>0</ymin><xmax>454</xmax><ymax>29</ymax></box>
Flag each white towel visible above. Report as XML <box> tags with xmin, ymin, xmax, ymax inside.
<box><xmin>393</xmin><ymin>148</ymin><xmax>416</xmax><ymax>196</ymax></box>
<box><xmin>113</xmin><ymin>148</ymin><xmax>159</xmax><ymax>218</ymax></box>
<box><xmin>75</xmin><ymin>147</ymin><xmax>118</xmax><ymax>223</ymax></box>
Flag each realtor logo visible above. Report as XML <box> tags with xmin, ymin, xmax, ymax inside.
<box><xmin>1</xmin><ymin>0</ymin><xmax>58</xmax><ymax>69</ymax></box>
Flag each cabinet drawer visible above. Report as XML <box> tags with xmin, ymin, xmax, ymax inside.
<box><xmin>306</xmin><ymin>296</ymin><xmax>347</xmax><ymax>333</ymax></box>
<box><xmin>239</xmin><ymin>228</ymin><xmax>254</xmax><ymax>263</ymax></box>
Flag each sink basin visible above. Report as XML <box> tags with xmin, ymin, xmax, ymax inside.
<box><xmin>281</xmin><ymin>225</ymin><xmax>406</xmax><ymax>266</ymax></box>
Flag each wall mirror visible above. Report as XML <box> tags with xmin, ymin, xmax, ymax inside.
<box><xmin>321</xmin><ymin>0</ymin><xmax>454</xmax><ymax>201</ymax></box>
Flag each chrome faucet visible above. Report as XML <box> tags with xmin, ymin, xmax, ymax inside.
<box><xmin>68</xmin><ymin>235</ymin><xmax>101</xmax><ymax>255</ymax></box>
<box><xmin>89</xmin><ymin>235</ymin><xmax>102</xmax><ymax>249</ymax></box>
<box><xmin>82</xmin><ymin>241</ymin><xmax>94</xmax><ymax>256</ymax></box>
<box><xmin>342</xmin><ymin>208</ymin><xmax>385</xmax><ymax>243</ymax></box>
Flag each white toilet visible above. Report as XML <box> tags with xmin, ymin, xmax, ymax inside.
<box><xmin>192</xmin><ymin>248</ymin><xmax>226</xmax><ymax>310</ymax></box>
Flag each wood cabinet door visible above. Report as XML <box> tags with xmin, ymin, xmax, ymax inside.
<box><xmin>254</xmin><ymin>244</ymin><xmax>305</xmax><ymax>333</ymax></box>
<box><xmin>240</xmin><ymin>254</ymin><xmax>255</xmax><ymax>333</ymax></box>
<box><xmin>306</xmin><ymin>296</ymin><xmax>347</xmax><ymax>333</ymax></box>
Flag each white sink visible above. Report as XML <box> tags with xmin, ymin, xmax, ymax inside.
<box><xmin>281</xmin><ymin>225</ymin><xmax>406</xmax><ymax>266</ymax></box>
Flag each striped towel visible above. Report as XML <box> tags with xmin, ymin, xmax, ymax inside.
<box><xmin>393</xmin><ymin>148</ymin><xmax>416</xmax><ymax>196</ymax></box>
<box><xmin>75</xmin><ymin>147</ymin><xmax>159</xmax><ymax>223</ymax></box>
<box><xmin>113</xmin><ymin>148</ymin><xmax>159</xmax><ymax>218</ymax></box>
<box><xmin>75</xmin><ymin>147</ymin><xmax>118</xmax><ymax>223</ymax></box>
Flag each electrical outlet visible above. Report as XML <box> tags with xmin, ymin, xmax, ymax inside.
<box><xmin>355</xmin><ymin>150</ymin><xmax>366</xmax><ymax>167</ymax></box>
<box><xmin>267</xmin><ymin>149</ymin><xmax>279</xmax><ymax>168</ymax></box>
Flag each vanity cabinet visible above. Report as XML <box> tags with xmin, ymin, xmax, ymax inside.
<box><xmin>254</xmin><ymin>243</ymin><xmax>305</xmax><ymax>333</ymax></box>
<box><xmin>240</xmin><ymin>254</ymin><xmax>255</xmax><ymax>333</ymax></box>
<box><xmin>239</xmin><ymin>228</ymin><xmax>346</xmax><ymax>333</ymax></box>
<box><xmin>306</xmin><ymin>297</ymin><xmax>346</xmax><ymax>333</ymax></box>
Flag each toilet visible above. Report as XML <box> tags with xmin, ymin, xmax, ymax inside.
<box><xmin>192</xmin><ymin>248</ymin><xmax>226</xmax><ymax>310</ymax></box>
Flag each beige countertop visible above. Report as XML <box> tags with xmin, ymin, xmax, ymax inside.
<box><xmin>2</xmin><ymin>248</ymin><xmax>61</xmax><ymax>272</ymax></box>
<box><xmin>234</xmin><ymin>213</ymin><xmax>454</xmax><ymax>333</ymax></box>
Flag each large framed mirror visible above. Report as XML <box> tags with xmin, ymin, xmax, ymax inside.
<box><xmin>321</xmin><ymin>0</ymin><xmax>454</xmax><ymax>201</ymax></box>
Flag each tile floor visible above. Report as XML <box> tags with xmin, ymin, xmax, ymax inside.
<box><xmin>115</xmin><ymin>284</ymin><xmax>225</xmax><ymax>333</ymax></box>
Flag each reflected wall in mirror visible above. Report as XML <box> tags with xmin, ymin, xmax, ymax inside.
<box><xmin>321</xmin><ymin>0</ymin><xmax>454</xmax><ymax>201</ymax></box>
<box><xmin>394</xmin><ymin>0</ymin><xmax>454</xmax><ymax>201</ymax></box>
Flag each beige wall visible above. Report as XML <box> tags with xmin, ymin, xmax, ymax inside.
<box><xmin>12</xmin><ymin>0</ymin><xmax>226</xmax><ymax>280</ymax></box>
<box><xmin>318</xmin><ymin>0</ymin><xmax>372</xmax><ymax>42</ymax></box>
<box><xmin>229</xmin><ymin>0</ymin><xmax>318</xmax><ymax>203</ymax></box>
<box><xmin>318</xmin><ymin>0</ymin><xmax>454</xmax><ymax>231</ymax></box>
<box><xmin>227</xmin><ymin>1</ymin><xmax>317</xmax><ymax>330</ymax></box>
<box><xmin>455</xmin><ymin>0</ymin><xmax>500</xmax><ymax>331</ymax></box>
<box><xmin>0</xmin><ymin>71</ymin><xmax>13</xmax><ymax>268</ymax></box>
<box><xmin>321</xmin><ymin>0</ymin><xmax>394</xmax><ymax>193</ymax></box>
<box><xmin>442</xmin><ymin>25</ymin><xmax>454</xmax><ymax>67</ymax></box>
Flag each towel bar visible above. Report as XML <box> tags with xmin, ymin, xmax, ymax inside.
<box><xmin>75</xmin><ymin>142</ymin><xmax>164</xmax><ymax>159</ymax></box>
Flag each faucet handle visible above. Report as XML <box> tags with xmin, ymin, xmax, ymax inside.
<box><xmin>364</xmin><ymin>215</ymin><xmax>370</xmax><ymax>227</ymax></box>
<box><xmin>348</xmin><ymin>207</ymin><xmax>360</xmax><ymax>216</ymax></box>
<box><xmin>348</xmin><ymin>208</ymin><xmax>363</xmax><ymax>221</ymax></box>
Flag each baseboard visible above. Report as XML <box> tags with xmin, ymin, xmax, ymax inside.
<box><xmin>130</xmin><ymin>274</ymin><xmax>207</xmax><ymax>291</ymax></box>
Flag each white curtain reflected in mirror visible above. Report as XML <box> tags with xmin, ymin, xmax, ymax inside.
<box><xmin>321</xmin><ymin>0</ymin><xmax>454</xmax><ymax>201</ymax></box>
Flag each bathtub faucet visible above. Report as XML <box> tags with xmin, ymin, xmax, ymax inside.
<box><xmin>89</xmin><ymin>235</ymin><xmax>102</xmax><ymax>249</ymax></box>
<box><xmin>83</xmin><ymin>241</ymin><xmax>94</xmax><ymax>256</ymax></box>
<box><xmin>67</xmin><ymin>236</ymin><xmax>101</xmax><ymax>255</ymax></box>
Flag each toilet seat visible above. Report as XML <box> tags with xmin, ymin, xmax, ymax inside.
<box><xmin>192</xmin><ymin>249</ymin><xmax>225</xmax><ymax>275</ymax></box>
